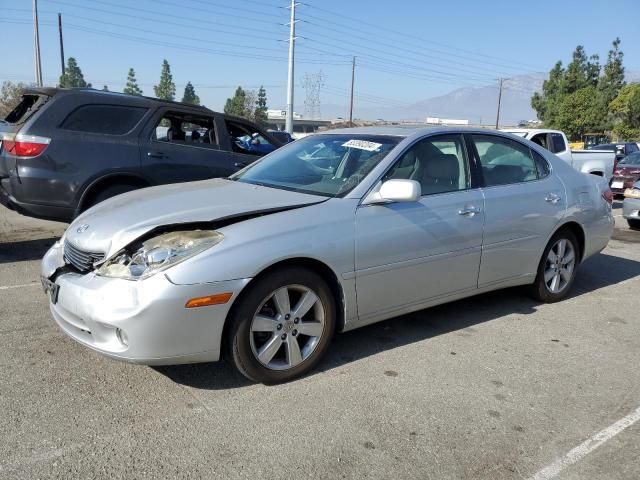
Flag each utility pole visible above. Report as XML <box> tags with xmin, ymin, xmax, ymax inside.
<box><xmin>33</xmin><ymin>0</ymin><xmax>43</xmax><ymax>87</ymax></box>
<box><xmin>58</xmin><ymin>13</ymin><xmax>65</xmax><ymax>77</ymax></box>
<box><xmin>285</xmin><ymin>0</ymin><xmax>299</xmax><ymax>135</ymax></box>
<box><xmin>495</xmin><ymin>77</ymin><xmax>504</xmax><ymax>129</ymax></box>
<box><xmin>349</xmin><ymin>56</ymin><xmax>356</xmax><ymax>126</ymax></box>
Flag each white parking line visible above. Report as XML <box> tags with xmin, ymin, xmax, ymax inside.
<box><xmin>0</xmin><ymin>282</ymin><xmax>39</xmax><ymax>291</ymax></box>
<box><xmin>529</xmin><ymin>405</ymin><xmax>640</xmax><ymax>480</ymax></box>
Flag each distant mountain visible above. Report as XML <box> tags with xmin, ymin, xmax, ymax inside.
<box><xmin>320</xmin><ymin>71</ymin><xmax>640</xmax><ymax>125</ymax></box>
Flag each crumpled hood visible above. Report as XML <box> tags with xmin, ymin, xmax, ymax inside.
<box><xmin>65</xmin><ymin>178</ymin><xmax>325</xmax><ymax>258</ymax></box>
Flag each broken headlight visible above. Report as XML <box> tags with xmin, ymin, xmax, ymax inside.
<box><xmin>96</xmin><ymin>230</ymin><xmax>223</xmax><ymax>280</ymax></box>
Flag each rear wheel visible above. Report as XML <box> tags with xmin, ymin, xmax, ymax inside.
<box><xmin>226</xmin><ymin>267</ymin><xmax>336</xmax><ymax>384</ymax></box>
<box><xmin>83</xmin><ymin>183</ymin><xmax>141</xmax><ymax>212</ymax></box>
<box><xmin>528</xmin><ymin>230</ymin><xmax>579</xmax><ymax>303</ymax></box>
<box><xmin>628</xmin><ymin>219</ymin><xmax>640</xmax><ymax>230</ymax></box>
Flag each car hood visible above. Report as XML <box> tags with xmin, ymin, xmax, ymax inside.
<box><xmin>65</xmin><ymin>178</ymin><xmax>326</xmax><ymax>258</ymax></box>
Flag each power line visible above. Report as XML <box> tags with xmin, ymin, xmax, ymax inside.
<box><xmin>299</xmin><ymin>2</ymin><xmax>544</xmax><ymax>72</ymax></box>
<box><xmin>0</xmin><ymin>19</ymin><xmax>350</xmax><ymax>66</ymax></box>
<box><xmin>300</xmin><ymin>20</ymin><xmax>519</xmax><ymax>80</ymax></box>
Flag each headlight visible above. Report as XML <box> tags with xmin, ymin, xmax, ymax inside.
<box><xmin>96</xmin><ymin>230</ymin><xmax>223</xmax><ymax>280</ymax></box>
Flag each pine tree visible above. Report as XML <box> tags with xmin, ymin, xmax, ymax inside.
<box><xmin>59</xmin><ymin>57</ymin><xmax>88</xmax><ymax>88</ymax></box>
<box><xmin>123</xmin><ymin>68</ymin><xmax>143</xmax><ymax>96</ymax></box>
<box><xmin>181</xmin><ymin>81</ymin><xmax>200</xmax><ymax>105</ymax></box>
<box><xmin>224</xmin><ymin>86</ymin><xmax>247</xmax><ymax>117</ymax></box>
<box><xmin>255</xmin><ymin>86</ymin><xmax>268</xmax><ymax>123</ymax></box>
<box><xmin>153</xmin><ymin>60</ymin><xmax>176</xmax><ymax>101</ymax></box>
<box><xmin>598</xmin><ymin>38</ymin><xmax>626</xmax><ymax>108</ymax></box>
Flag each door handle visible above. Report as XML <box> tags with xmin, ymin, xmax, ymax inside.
<box><xmin>234</xmin><ymin>162</ymin><xmax>249</xmax><ymax>168</ymax></box>
<box><xmin>458</xmin><ymin>206</ymin><xmax>482</xmax><ymax>217</ymax></box>
<box><xmin>545</xmin><ymin>193</ymin><xmax>561</xmax><ymax>204</ymax></box>
<box><xmin>147</xmin><ymin>151</ymin><xmax>166</xmax><ymax>159</ymax></box>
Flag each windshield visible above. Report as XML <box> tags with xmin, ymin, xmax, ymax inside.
<box><xmin>230</xmin><ymin>134</ymin><xmax>401</xmax><ymax>197</ymax></box>
<box><xmin>619</xmin><ymin>152</ymin><xmax>640</xmax><ymax>166</ymax></box>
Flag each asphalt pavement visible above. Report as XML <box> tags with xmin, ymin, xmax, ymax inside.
<box><xmin>1</xmin><ymin>201</ymin><xmax>639</xmax><ymax>479</ymax></box>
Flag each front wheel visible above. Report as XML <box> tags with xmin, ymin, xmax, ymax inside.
<box><xmin>528</xmin><ymin>230</ymin><xmax>579</xmax><ymax>303</ymax></box>
<box><xmin>226</xmin><ymin>267</ymin><xmax>336</xmax><ymax>384</ymax></box>
<box><xmin>628</xmin><ymin>219</ymin><xmax>640</xmax><ymax>230</ymax></box>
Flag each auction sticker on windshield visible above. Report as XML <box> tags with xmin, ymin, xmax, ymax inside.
<box><xmin>342</xmin><ymin>140</ymin><xmax>383</xmax><ymax>152</ymax></box>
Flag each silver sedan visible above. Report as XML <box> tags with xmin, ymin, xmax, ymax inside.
<box><xmin>42</xmin><ymin>127</ymin><xmax>614</xmax><ymax>383</ymax></box>
<box><xmin>622</xmin><ymin>180</ymin><xmax>640</xmax><ymax>229</ymax></box>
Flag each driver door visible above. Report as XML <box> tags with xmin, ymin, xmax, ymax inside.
<box><xmin>354</xmin><ymin>134</ymin><xmax>484</xmax><ymax>323</ymax></box>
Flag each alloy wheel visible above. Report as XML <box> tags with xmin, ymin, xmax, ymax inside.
<box><xmin>249</xmin><ymin>284</ymin><xmax>325</xmax><ymax>370</ymax></box>
<box><xmin>544</xmin><ymin>238</ymin><xmax>576</xmax><ymax>294</ymax></box>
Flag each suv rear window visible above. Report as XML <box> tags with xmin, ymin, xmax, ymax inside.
<box><xmin>5</xmin><ymin>95</ymin><xmax>42</xmax><ymax>124</ymax></box>
<box><xmin>60</xmin><ymin>104</ymin><xmax>147</xmax><ymax>135</ymax></box>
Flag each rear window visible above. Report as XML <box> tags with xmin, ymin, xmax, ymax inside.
<box><xmin>5</xmin><ymin>95</ymin><xmax>42</xmax><ymax>124</ymax></box>
<box><xmin>60</xmin><ymin>104</ymin><xmax>147</xmax><ymax>135</ymax></box>
<box><xmin>551</xmin><ymin>133</ymin><xmax>566</xmax><ymax>153</ymax></box>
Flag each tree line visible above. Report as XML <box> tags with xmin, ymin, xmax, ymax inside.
<box><xmin>1</xmin><ymin>57</ymin><xmax>270</xmax><ymax>124</ymax></box>
<box><xmin>532</xmin><ymin>38</ymin><xmax>640</xmax><ymax>141</ymax></box>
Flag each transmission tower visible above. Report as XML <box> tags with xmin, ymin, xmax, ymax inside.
<box><xmin>302</xmin><ymin>71</ymin><xmax>325</xmax><ymax>120</ymax></box>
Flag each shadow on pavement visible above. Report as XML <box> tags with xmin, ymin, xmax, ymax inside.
<box><xmin>157</xmin><ymin>252</ymin><xmax>640</xmax><ymax>390</ymax></box>
<box><xmin>0</xmin><ymin>237</ymin><xmax>58</xmax><ymax>264</ymax></box>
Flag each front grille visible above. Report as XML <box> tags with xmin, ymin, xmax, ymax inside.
<box><xmin>64</xmin><ymin>240</ymin><xmax>104</xmax><ymax>272</ymax></box>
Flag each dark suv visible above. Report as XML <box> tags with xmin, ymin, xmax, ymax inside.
<box><xmin>0</xmin><ymin>88</ymin><xmax>282</xmax><ymax>222</ymax></box>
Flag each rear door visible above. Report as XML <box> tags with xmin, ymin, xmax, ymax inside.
<box><xmin>470</xmin><ymin>134</ymin><xmax>565</xmax><ymax>286</ymax></box>
<box><xmin>140</xmin><ymin>108</ymin><xmax>238</xmax><ymax>184</ymax></box>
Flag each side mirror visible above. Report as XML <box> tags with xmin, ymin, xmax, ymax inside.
<box><xmin>363</xmin><ymin>179</ymin><xmax>421</xmax><ymax>205</ymax></box>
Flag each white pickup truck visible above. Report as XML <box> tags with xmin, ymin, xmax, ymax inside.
<box><xmin>502</xmin><ymin>128</ymin><xmax>615</xmax><ymax>180</ymax></box>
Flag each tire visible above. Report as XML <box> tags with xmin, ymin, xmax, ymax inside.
<box><xmin>628</xmin><ymin>219</ymin><xmax>640</xmax><ymax>230</ymax></box>
<box><xmin>527</xmin><ymin>229</ymin><xmax>579</xmax><ymax>303</ymax></box>
<box><xmin>226</xmin><ymin>267</ymin><xmax>336</xmax><ymax>384</ymax></box>
<box><xmin>83</xmin><ymin>183</ymin><xmax>140</xmax><ymax>212</ymax></box>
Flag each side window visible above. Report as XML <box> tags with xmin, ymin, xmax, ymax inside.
<box><xmin>383</xmin><ymin>134</ymin><xmax>469</xmax><ymax>195</ymax></box>
<box><xmin>550</xmin><ymin>133</ymin><xmax>566</xmax><ymax>153</ymax></box>
<box><xmin>473</xmin><ymin>135</ymin><xmax>538</xmax><ymax>186</ymax></box>
<box><xmin>628</xmin><ymin>143</ymin><xmax>639</xmax><ymax>153</ymax></box>
<box><xmin>61</xmin><ymin>105</ymin><xmax>147</xmax><ymax>135</ymax></box>
<box><xmin>226</xmin><ymin>120</ymin><xmax>274</xmax><ymax>156</ymax></box>
<box><xmin>532</xmin><ymin>150</ymin><xmax>551</xmax><ymax>178</ymax></box>
<box><xmin>530</xmin><ymin>133</ymin><xmax>549</xmax><ymax>150</ymax></box>
<box><xmin>152</xmin><ymin>111</ymin><xmax>217</xmax><ymax>146</ymax></box>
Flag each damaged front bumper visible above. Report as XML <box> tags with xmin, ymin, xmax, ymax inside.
<box><xmin>41</xmin><ymin>241</ymin><xmax>251</xmax><ymax>365</ymax></box>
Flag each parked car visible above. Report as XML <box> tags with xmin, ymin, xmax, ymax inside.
<box><xmin>610</xmin><ymin>152</ymin><xmax>640</xmax><ymax>197</ymax></box>
<box><xmin>0</xmin><ymin>88</ymin><xmax>282</xmax><ymax>222</ymax></box>
<box><xmin>502</xmin><ymin>129</ymin><xmax>615</xmax><ymax>179</ymax></box>
<box><xmin>623</xmin><ymin>180</ymin><xmax>640</xmax><ymax>229</ymax></box>
<box><xmin>42</xmin><ymin>127</ymin><xmax>614</xmax><ymax>383</ymax></box>
<box><xmin>268</xmin><ymin>130</ymin><xmax>295</xmax><ymax>144</ymax></box>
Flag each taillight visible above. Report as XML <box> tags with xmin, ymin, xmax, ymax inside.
<box><xmin>6</xmin><ymin>134</ymin><xmax>50</xmax><ymax>157</ymax></box>
<box><xmin>602</xmin><ymin>188</ymin><xmax>613</xmax><ymax>205</ymax></box>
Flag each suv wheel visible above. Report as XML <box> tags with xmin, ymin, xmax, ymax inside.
<box><xmin>83</xmin><ymin>183</ymin><xmax>140</xmax><ymax>212</ymax></box>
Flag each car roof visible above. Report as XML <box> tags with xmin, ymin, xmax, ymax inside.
<box><xmin>24</xmin><ymin>87</ymin><xmax>225</xmax><ymax>115</ymax></box>
<box><xmin>501</xmin><ymin>128</ymin><xmax>564</xmax><ymax>135</ymax></box>
<box><xmin>321</xmin><ymin>126</ymin><xmax>487</xmax><ymax>137</ymax></box>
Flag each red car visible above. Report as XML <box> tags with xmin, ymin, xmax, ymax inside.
<box><xmin>610</xmin><ymin>152</ymin><xmax>640</xmax><ymax>196</ymax></box>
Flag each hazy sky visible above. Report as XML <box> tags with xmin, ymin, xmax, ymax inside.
<box><xmin>2</xmin><ymin>0</ymin><xmax>639</xmax><ymax>116</ymax></box>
